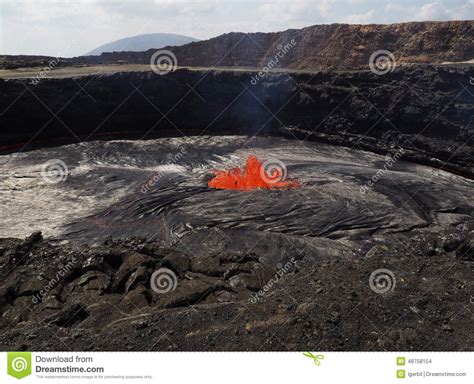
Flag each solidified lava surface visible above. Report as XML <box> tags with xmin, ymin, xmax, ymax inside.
<box><xmin>0</xmin><ymin>135</ymin><xmax>472</xmax><ymax>351</ymax></box>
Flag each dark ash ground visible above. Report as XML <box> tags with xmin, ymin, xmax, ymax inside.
<box><xmin>0</xmin><ymin>225</ymin><xmax>472</xmax><ymax>351</ymax></box>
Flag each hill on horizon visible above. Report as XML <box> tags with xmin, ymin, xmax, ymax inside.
<box><xmin>84</xmin><ymin>33</ymin><xmax>199</xmax><ymax>56</ymax></box>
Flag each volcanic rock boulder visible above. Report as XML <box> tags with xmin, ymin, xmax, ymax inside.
<box><xmin>0</xmin><ymin>220</ymin><xmax>472</xmax><ymax>351</ymax></box>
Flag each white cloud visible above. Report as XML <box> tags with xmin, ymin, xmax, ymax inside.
<box><xmin>341</xmin><ymin>9</ymin><xmax>375</xmax><ymax>23</ymax></box>
<box><xmin>416</xmin><ymin>1</ymin><xmax>450</xmax><ymax>20</ymax></box>
<box><xmin>385</xmin><ymin>0</ymin><xmax>473</xmax><ymax>22</ymax></box>
<box><xmin>1</xmin><ymin>0</ymin><xmax>473</xmax><ymax>56</ymax></box>
<box><xmin>255</xmin><ymin>0</ymin><xmax>332</xmax><ymax>31</ymax></box>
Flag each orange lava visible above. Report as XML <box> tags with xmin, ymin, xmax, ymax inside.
<box><xmin>208</xmin><ymin>155</ymin><xmax>300</xmax><ymax>191</ymax></box>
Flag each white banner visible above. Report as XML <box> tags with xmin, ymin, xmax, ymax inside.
<box><xmin>0</xmin><ymin>352</ymin><xmax>472</xmax><ymax>383</ymax></box>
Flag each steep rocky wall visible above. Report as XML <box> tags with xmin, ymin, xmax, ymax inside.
<box><xmin>0</xmin><ymin>66</ymin><xmax>473</xmax><ymax>174</ymax></box>
<box><xmin>1</xmin><ymin>21</ymin><xmax>472</xmax><ymax>70</ymax></box>
<box><xmin>153</xmin><ymin>21</ymin><xmax>474</xmax><ymax>70</ymax></box>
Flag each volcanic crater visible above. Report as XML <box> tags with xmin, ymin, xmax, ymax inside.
<box><xmin>0</xmin><ymin>54</ymin><xmax>473</xmax><ymax>350</ymax></box>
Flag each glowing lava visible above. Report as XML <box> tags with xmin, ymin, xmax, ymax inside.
<box><xmin>208</xmin><ymin>155</ymin><xmax>300</xmax><ymax>191</ymax></box>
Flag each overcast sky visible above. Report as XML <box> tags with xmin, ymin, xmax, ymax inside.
<box><xmin>1</xmin><ymin>0</ymin><xmax>473</xmax><ymax>57</ymax></box>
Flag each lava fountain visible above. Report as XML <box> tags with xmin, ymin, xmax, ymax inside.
<box><xmin>208</xmin><ymin>155</ymin><xmax>300</xmax><ymax>191</ymax></box>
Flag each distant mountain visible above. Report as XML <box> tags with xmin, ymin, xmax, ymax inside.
<box><xmin>84</xmin><ymin>33</ymin><xmax>199</xmax><ymax>56</ymax></box>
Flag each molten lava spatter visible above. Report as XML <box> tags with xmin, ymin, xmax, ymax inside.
<box><xmin>208</xmin><ymin>155</ymin><xmax>300</xmax><ymax>191</ymax></box>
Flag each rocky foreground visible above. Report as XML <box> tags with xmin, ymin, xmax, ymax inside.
<box><xmin>0</xmin><ymin>220</ymin><xmax>472</xmax><ymax>351</ymax></box>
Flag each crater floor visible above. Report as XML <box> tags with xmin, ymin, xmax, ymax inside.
<box><xmin>1</xmin><ymin>136</ymin><xmax>471</xmax><ymax>246</ymax></box>
<box><xmin>0</xmin><ymin>136</ymin><xmax>472</xmax><ymax>351</ymax></box>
